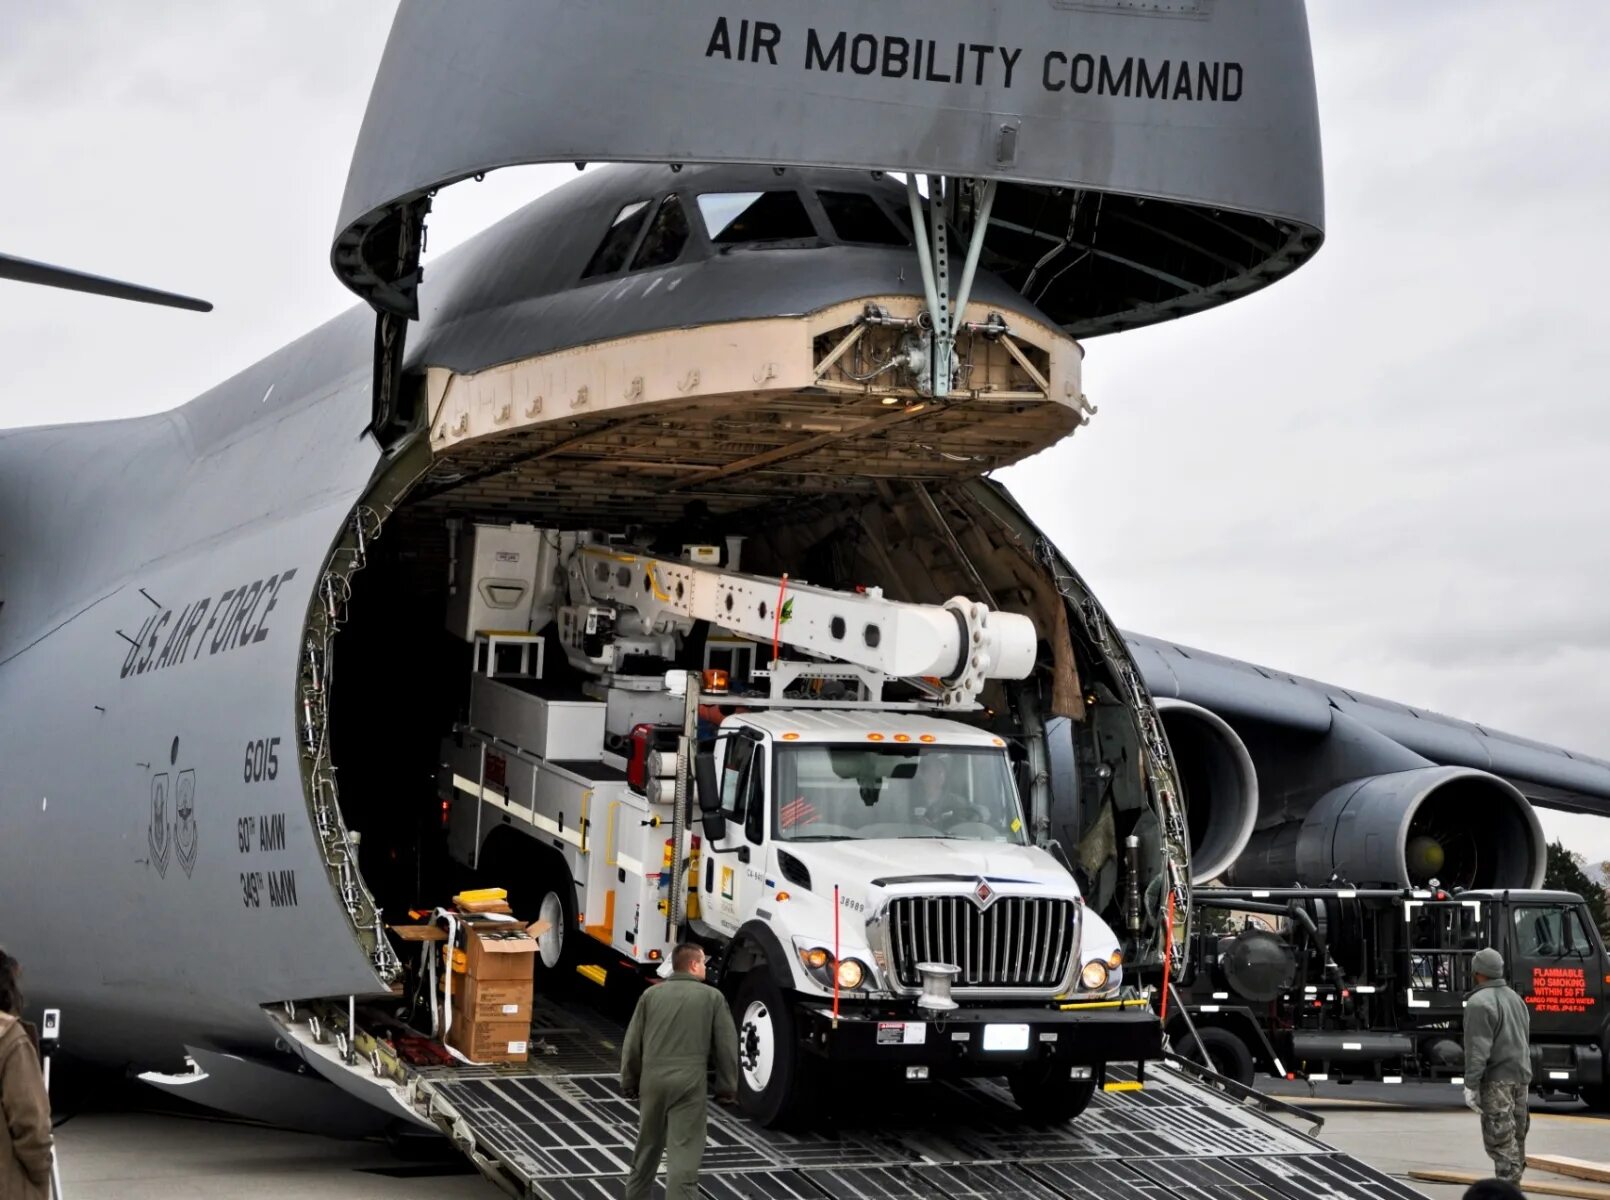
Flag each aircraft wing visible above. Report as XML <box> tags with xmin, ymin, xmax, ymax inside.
<box><xmin>1125</xmin><ymin>631</ymin><xmax>1610</xmax><ymax>815</ymax></box>
<box><xmin>0</xmin><ymin>251</ymin><xmax>211</xmax><ymax>311</ymax></box>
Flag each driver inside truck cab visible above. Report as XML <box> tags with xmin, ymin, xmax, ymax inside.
<box><xmin>916</xmin><ymin>756</ymin><xmax>974</xmax><ymax>828</ymax></box>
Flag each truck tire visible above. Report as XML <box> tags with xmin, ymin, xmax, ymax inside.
<box><xmin>1007</xmin><ymin>1063</ymin><xmax>1098</xmax><ymax>1122</ymax></box>
<box><xmin>478</xmin><ymin>834</ymin><xmax>578</xmax><ymax>978</ymax></box>
<box><xmin>1177</xmin><ymin>1026</ymin><xmax>1255</xmax><ymax>1087</ymax></box>
<box><xmin>1580</xmin><ymin>1083</ymin><xmax>1609</xmax><ymax>1112</ymax></box>
<box><xmin>732</xmin><ymin>971</ymin><xmax>815</xmax><ymax>1128</ymax></box>
<box><xmin>532</xmin><ymin>881</ymin><xmax>579</xmax><ymax>975</ymax></box>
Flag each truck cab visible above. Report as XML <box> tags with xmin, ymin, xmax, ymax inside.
<box><xmin>1169</xmin><ymin>886</ymin><xmax>1609</xmax><ymax>1108</ymax></box>
<box><xmin>1469</xmin><ymin>888</ymin><xmax>1608</xmax><ymax>1100</ymax></box>
<box><xmin>692</xmin><ymin>709</ymin><xmax>1149</xmax><ymax>1123</ymax></box>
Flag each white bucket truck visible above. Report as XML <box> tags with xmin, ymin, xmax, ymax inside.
<box><xmin>441</xmin><ymin>526</ymin><xmax>1156</xmax><ymax>1125</ymax></box>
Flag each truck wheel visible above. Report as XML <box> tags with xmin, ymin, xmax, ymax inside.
<box><xmin>533</xmin><ymin>883</ymin><xmax>578</xmax><ymax>973</ymax></box>
<box><xmin>480</xmin><ymin>835</ymin><xmax>579</xmax><ymax>978</ymax></box>
<box><xmin>732</xmin><ymin>972</ymin><xmax>814</xmax><ymax>1128</ymax></box>
<box><xmin>1177</xmin><ymin>1026</ymin><xmax>1255</xmax><ymax>1087</ymax></box>
<box><xmin>1008</xmin><ymin>1063</ymin><xmax>1098</xmax><ymax>1122</ymax></box>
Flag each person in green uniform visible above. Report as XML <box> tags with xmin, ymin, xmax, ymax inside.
<box><xmin>621</xmin><ymin>943</ymin><xmax>739</xmax><ymax>1200</ymax></box>
<box><xmin>1463</xmin><ymin>947</ymin><xmax>1532</xmax><ymax>1184</ymax></box>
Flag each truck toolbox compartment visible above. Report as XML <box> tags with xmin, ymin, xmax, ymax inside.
<box><xmin>470</xmin><ymin>674</ymin><xmax>605</xmax><ymax>761</ymax></box>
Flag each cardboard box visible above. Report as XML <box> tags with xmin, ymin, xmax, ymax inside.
<box><xmin>448</xmin><ymin>1017</ymin><xmax>530</xmax><ymax>1064</ymax></box>
<box><xmin>454</xmin><ymin>918</ymin><xmax>547</xmax><ymax>981</ymax></box>
<box><xmin>465</xmin><ymin>935</ymin><xmax>531</xmax><ymax>980</ymax></box>
<box><xmin>447</xmin><ymin>973</ymin><xmax>534</xmax><ymax>1022</ymax></box>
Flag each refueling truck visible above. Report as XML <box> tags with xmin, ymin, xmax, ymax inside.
<box><xmin>1164</xmin><ymin>885</ymin><xmax>1609</xmax><ymax>1109</ymax></box>
<box><xmin>439</xmin><ymin>527</ymin><xmax>1156</xmax><ymax>1125</ymax></box>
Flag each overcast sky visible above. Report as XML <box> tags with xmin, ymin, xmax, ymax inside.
<box><xmin>4</xmin><ymin>3</ymin><xmax>1608</xmax><ymax>863</ymax></box>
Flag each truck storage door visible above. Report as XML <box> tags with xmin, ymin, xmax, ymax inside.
<box><xmin>700</xmin><ymin>732</ymin><xmax>766</xmax><ymax>936</ymax></box>
<box><xmin>1506</xmin><ymin>902</ymin><xmax>1605</xmax><ymax>1038</ymax></box>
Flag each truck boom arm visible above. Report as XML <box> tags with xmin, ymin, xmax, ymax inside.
<box><xmin>569</xmin><ymin>545</ymin><xmax>1037</xmax><ymax>706</ymax></box>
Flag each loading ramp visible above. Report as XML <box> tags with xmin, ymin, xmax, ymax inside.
<box><xmin>375</xmin><ymin>998</ymin><xmax>1429</xmax><ymax>1200</ymax></box>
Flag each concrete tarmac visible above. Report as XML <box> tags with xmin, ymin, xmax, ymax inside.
<box><xmin>1265</xmin><ymin>1081</ymin><xmax>1607</xmax><ymax>1198</ymax></box>
<box><xmin>55</xmin><ymin>1110</ymin><xmax>497</xmax><ymax>1199</ymax></box>
<box><xmin>49</xmin><ymin>1080</ymin><xmax>1608</xmax><ymax>1199</ymax></box>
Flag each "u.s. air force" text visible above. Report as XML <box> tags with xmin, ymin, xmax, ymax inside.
<box><xmin>705</xmin><ymin>18</ymin><xmax>1243</xmax><ymax>103</ymax></box>
<box><xmin>121</xmin><ymin>568</ymin><xmax>297</xmax><ymax>679</ymax></box>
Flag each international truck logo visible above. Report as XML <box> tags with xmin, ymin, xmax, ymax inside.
<box><xmin>974</xmin><ymin>880</ymin><xmax>994</xmax><ymax>905</ymax></box>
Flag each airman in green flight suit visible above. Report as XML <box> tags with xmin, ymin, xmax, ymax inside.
<box><xmin>621</xmin><ymin>943</ymin><xmax>740</xmax><ymax>1200</ymax></box>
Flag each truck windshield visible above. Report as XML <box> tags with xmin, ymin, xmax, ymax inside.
<box><xmin>773</xmin><ymin>744</ymin><xmax>1026</xmax><ymax>844</ymax></box>
<box><xmin>1512</xmin><ymin>904</ymin><xmax>1595</xmax><ymax>959</ymax></box>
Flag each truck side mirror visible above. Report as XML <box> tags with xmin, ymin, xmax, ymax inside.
<box><xmin>695</xmin><ymin>747</ymin><xmax>726</xmax><ymax>841</ymax></box>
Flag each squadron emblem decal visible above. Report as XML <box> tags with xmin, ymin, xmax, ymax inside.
<box><xmin>149</xmin><ymin>773</ymin><xmax>170</xmax><ymax>877</ymax></box>
<box><xmin>149</xmin><ymin>736</ymin><xmax>197</xmax><ymax>878</ymax></box>
<box><xmin>175</xmin><ymin>768</ymin><xmax>198</xmax><ymax>877</ymax></box>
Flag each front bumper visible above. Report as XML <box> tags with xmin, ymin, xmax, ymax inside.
<box><xmin>796</xmin><ymin>999</ymin><xmax>1160</xmax><ymax>1074</ymax></box>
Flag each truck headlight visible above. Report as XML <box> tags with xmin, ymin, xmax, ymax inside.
<box><xmin>794</xmin><ymin>942</ymin><xmax>871</xmax><ymax>991</ymax></box>
<box><xmin>1080</xmin><ymin>960</ymin><xmax>1110</xmax><ymax>991</ymax></box>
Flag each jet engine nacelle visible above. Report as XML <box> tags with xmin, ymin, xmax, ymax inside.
<box><xmin>1156</xmin><ymin>698</ymin><xmax>1258</xmax><ymax>883</ymax></box>
<box><xmin>1230</xmin><ymin>765</ymin><xmax>1546</xmax><ymax>891</ymax></box>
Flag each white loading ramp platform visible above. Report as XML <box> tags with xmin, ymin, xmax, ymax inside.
<box><xmin>271</xmin><ymin>995</ymin><xmax>1428</xmax><ymax>1200</ymax></box>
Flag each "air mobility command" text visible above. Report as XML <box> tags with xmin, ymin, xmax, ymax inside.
<box><xmin>705</xmin><ymin>18</ymin><xmax>1243</xmax><ymax>103</ymax></box>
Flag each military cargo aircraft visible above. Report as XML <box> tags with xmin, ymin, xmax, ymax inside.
<box><xmin>1</xmin><ymin>0</ymin><xmax>1605</xmax><ymax>1145</ymax></box>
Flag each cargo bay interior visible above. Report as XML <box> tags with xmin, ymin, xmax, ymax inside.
<box><xmin>320</xmin><ymin>300</ymin><xmax>1163</xmax><ymax>991</ymax></box>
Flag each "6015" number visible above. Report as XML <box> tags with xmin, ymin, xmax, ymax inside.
<box><xmin>243</xmin><ymin>737</ymin><xmax>281</xmax><ymax>783</ymax></box>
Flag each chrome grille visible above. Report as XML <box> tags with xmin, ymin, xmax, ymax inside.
<box><xmin>886</xmin><ymin>895</ymin><xmax>1077</xmax><ymax>990</ymax></box>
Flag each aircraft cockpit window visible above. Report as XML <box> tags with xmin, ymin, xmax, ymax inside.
<box><xmin>696</xmin><ymin>191</ymin><xmax>817</xmax><ymax>245</ymax></box>
<box><xmin>581</xmin><ymin>200</ymin><xmax>653</xmax><ymax>278</ymax></box>
<box><xmin>630</xmin><ymin>195</ymin><xmax>691</xmax><ymax>271</ymax></box>
<box><xmin>818</xmin><ymin>191</ymin><xmax>908</xmax><ymax>246</ymax></box>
